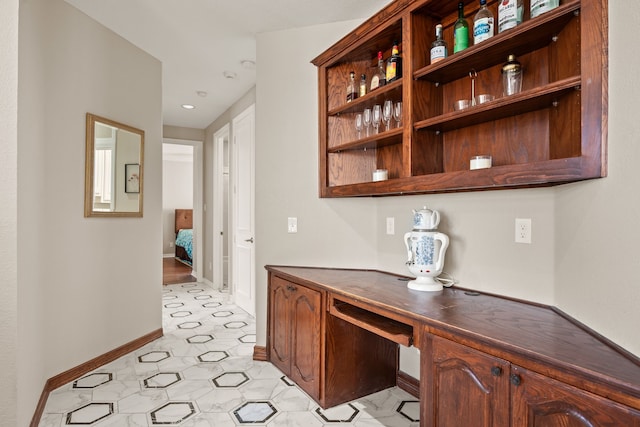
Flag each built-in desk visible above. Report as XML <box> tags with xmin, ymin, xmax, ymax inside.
<box><xmin>264</xmin><ymin>266</ymin><xmax>640</xmax><ymax>425</ymax></box>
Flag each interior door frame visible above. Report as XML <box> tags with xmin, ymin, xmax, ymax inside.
<box><xmin>163</xmin><ymin>137</ymin><xmax>203</xmax><ymax>281</ymax></box>
<box><xmin>230</xmin><ymin>104</ymin><xmax>256</xmax><ymax>315</ymax></box>
<box><xmin>213</xmin><ymin>124</ymin><xmax>230</xmax><ymax>290</ymax></box>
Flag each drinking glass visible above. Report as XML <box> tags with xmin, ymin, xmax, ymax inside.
<box><xmin>363</xmin><ymin>108</ymin><xmax>372</xmax><ymax>136</ymax></box>
<box><xmin>372</xmin><ymin>104</ymin><xmax>382</xmax><ymax>134</ymax></box>
<box><xmin>355</xmin><ymin>113</ymin><xmax>363</xmax><ymax>138</ymax></box>
<box><xmin>393</xmin><ymin>101</ymin><xmax>403</xmax><ymax>128</ymax></box>
<box><xmin>382</xmin><ymin>100</ymin><xmax>393</xmax><ymax>131</ymax></box>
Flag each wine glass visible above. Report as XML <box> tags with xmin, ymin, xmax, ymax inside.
<box><xmin>372</xmin><ymin>104</ymin><xmax>382</xmax><ymax>134</ymax></box>
<box><xmin>355</xmin><ymin>113</ymin><xmax>363</xmax><ymax>138</ymax></box>
<box><xmin>393</xmin><ymin>101</ymin><xmax>403</xmax><ymax>128</ymax></box>
<box><xmin>382</xmin><ymin>100</ymin><xmax>393</xmax><ymax>131</ymax></box>
<box><xmin>363</xmin><ymin>108</ymin><xmax>372</xmax><ymax>136</ymax></box>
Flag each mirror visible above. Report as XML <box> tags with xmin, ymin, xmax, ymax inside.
<box><xmin>84</xmin><ymin>113</ymin><xmax>144</xmax><ymax>217</ymax></box>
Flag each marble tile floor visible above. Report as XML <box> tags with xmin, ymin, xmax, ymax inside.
<box><xmin>39</xmin><ymin>282</ymin><xmax>419</xmax><ymax>426</ymax></box>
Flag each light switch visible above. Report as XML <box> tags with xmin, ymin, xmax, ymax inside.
<box><xmin>288</xmin><ymin>217</ymin><xmax>298</xmax><ymax>233</ymax></box>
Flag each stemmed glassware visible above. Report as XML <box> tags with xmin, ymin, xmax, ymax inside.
<box><xmin>394</xmin><ymin>101</ymin><xmax>403</xmax><ymax>128</ymax></box>
<box><xmin>382</xmin><ymin>100</ymin><xmax>393</xmax><ymax>131</ymax></box>
<box><xmin>372</xmin><ymin>104</ymin><xmax>382</xmax><ymax>134</ymax></box>
<box><xmin>355</xmin><ymin>113</ymin><xmax>363</xmax><ymax>138</ymax></box>
<box><xmin>363</xmin><ymin>108</ymin><xmax>372</xmax><ymax>136</ymax></box>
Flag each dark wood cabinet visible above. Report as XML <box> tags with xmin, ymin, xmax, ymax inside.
<box><xmin>424</xmin><ymin>335</ymin><xmax>510</xmax><ymax>427</ymax></box>
<box><xmin>423</xmin><ymin>334</ymin><xmax>640</xmax><ymax>427</ymax></box>
<box><xmin>312</xmin><ymin>0</ymin><xmax>607</xmax><ymax>197</ymax></box>
<box><xmin>264</xmin><ymin>266</ymin><xmax>640</xmax><ymax>426</ymax></box>
<box><xmin>268</xmin><ymin>275</ymin><xmax>322</xmax><ymax>400</ymax></box>
<box><xmin>511</xmin><ymin>366</ymin><xmax>640</xmax><ymax>427</ymax></box>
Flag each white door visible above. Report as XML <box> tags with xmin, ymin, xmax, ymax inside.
<box><xmin>231</xmin><ymin>105</ymin><xmax>255</xmax><ymax>316</ymax></box>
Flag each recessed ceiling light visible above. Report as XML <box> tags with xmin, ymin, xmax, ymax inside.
<box><xmin>181</xmin><ymin>104</ymin><xmax>195</xmax><ymax>110</ymax></box>
<box><xmin>241</xmin><ymin>60</ymin><xmax>256</xmax><ymax>69</ymax></box>
<box><xmin>223</xmin><ymin>71</ymin><xmax>237</xmax><ymax>79</ymax></box>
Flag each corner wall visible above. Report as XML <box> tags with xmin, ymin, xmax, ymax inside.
<box><xmin>254</xmin><ymin>3</ymin><xmax>638</xmax><ymax>387</ymax></box>
<box><xmin>17</xmin><ymin>0</ymin><xmax>163</xmax><ymax>423</ymax></box>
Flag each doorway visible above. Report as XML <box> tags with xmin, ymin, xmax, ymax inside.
<box><xmin>162</xmin><ymin>139</ymin><xmax>203</xmax><ymax>281</ymax></box>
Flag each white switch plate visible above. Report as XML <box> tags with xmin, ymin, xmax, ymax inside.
<box><xmin>386</xmin><ymin>217</ymin><xmax>395</xmax><ymax>235</ymax></box>
<box><xmin>288</xmin><ymin>217</ymin><xmax>298</xmax><ymax>233</ymax></box>
<box><xmin>515</xmin><ymin>218</ymin><xmax>532</xmax><ymax>244</ymax></box>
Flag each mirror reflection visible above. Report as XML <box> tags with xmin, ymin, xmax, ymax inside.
<box><xmin>84</xmin><ymin>113</ymin><xmax>144</xmax><ymax>217</ymax></box>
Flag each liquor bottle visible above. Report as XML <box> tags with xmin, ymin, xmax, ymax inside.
<box><xmin>370</xmin><ymin>51</ymin><xmax>387</xmax><ymax>91</ymax></box>
<box><xmin>385</xmin><ymin>41</ymin><xmax>402</xmax><ymax>83</ymax></box>
<box><xmin>498</xmin><ymin>0</ymin><xmax>524</xmax><ymax>33</ymax></box>
<box><xmin>359</xmin><ymin>74</ymin><xmax>367</xmax><ymax>97</ymax></box>
<box><xmin>346</xmin><ymin>71</ymin><xmax>357</xmax><ymax>103</ymax></box>
<box><xmin>430</xmin><ymin>24</ymin><xmax>448</xmax><ymax>64</ymax></box>
<box><xmin>453</xmin><ymin>2</ymin><xmax>469</xmax><ymax>53</ymax></box>
<box><xmin>530</xmin><ymin>0</ymin><xmax>559</xmax><ymax>18</ymax></box>
<box><xmin>473</xmin><ymin>0</ymin><xmax>494</xmax><ymax>45</ymax></box>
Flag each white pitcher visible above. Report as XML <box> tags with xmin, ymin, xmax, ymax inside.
<box><xmin>404</xmin><ymin>207</ymin><xmax>449</xmax><ymax>291</ymax></box>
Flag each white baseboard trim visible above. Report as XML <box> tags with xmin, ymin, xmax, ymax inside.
<box><xmin>203</xmin><ymin>278</ymin><xmax>215</xmax><ymax>288</ymax></box>
<box><xmin>163</xmin><ymin>253</ymin><xmax>175</xmax><ymax>258</ymax></box>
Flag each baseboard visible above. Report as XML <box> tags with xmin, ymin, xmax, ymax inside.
<box><xmin>163</xmin><ymin>253</ymin><xmax>175</xmax><ymax>258</ymax></box>
<box><xmin>202</xmin><ymin>278</ymin><xmax>215</xmax><ymax>288</ymax></box>
<box><xmin>30</xmin><ymin>328</ymin><xmax>163</xmax><ymax>427</ymax></box>
<box><xmin>397</xmin><ymin>370</ymin><xmax>420</xmax><ymax>398</ymax></box>
<box><xmin>253</xmin><ymin>345</ymin><xmax>268</xmax><ymax>361</ymax></box>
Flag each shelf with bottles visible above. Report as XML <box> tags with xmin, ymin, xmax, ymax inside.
<box><xmin>413</xmin><ymin>0</ymin><xmax>580</xmax><ymax>84</ymax></box>
<box><xmin>328</xmin><ymin>80</ymin><xmax>402</xmax><ymax>116</ymax></box>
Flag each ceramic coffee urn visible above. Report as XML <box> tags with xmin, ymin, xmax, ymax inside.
<box><xmin>404</xmin><ymin>207</ymin><xmax>449</xmax><ymax>291</ymax></box>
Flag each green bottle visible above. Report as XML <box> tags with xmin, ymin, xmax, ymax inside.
<box><xmin>453</xmin><ymin>2</ymin><xmax>469</xmax><ymax>53</ymax></box>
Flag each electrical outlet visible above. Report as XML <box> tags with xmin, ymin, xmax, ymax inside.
<box><xmin>288</xmin><ymin>217</ymin><xmax>298</xmax><ymax>233</ymax></box>
<box><xmin>515</xmin><ymin>218</ymin><xmax>532</xmax><ymax>244</ymax></box>
<box><xmin>386</xmin><ymin>217</ymin><xmax>395</xmax><ymax>235</ymax></box>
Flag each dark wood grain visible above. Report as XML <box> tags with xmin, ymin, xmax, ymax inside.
<box><xmin>314</xmin><ymin>0</ymin><xmax>606</xmax><ymax>197</ymax></box>
<box><xmin>265</xmin><ymin>266</ymin><xmax>640</xmax><ymax>412</ymax></box>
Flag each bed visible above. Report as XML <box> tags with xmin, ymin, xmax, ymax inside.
<box><xmin>175</xmin><ymin>209</ymin><xmax>193</xmax><ymax>265</ymax></box>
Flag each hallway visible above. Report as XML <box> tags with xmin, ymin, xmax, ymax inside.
<box><xmin>38</xmin><ymin>283</ymin><xmax>419</xmax><ymax>426</ymax></box>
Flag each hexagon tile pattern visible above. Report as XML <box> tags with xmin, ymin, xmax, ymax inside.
<box><xmin>38</xmin><ymin>284</ymin><xmax>419</xmax><ymax>427</ymax></box>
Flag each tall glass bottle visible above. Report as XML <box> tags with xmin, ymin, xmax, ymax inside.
<box><xmin>498</xmin><ymin>0</ymin><xmax>524</xmax><ymax>33</ymax></box>
<box><xmin>530</xmin><ymin>0</ymin><xmax>559</xmax><ymax>18</ymax></box>
<box><xmin>371</xmin><ymin>51</ymin><xmax>387</xmax><ymax>90</ymax></box>
<box><xmin>346</xmin><ymin>71</ymin><xmax>357</xmax><ymax>103</ymax></box>
<box><xmin>430</xmin><ymin>24</ymin><xmax>448</xmax><ymax>64</ymax></box>
<box><xmin>386</xmin><ymin>41</ymin><xmax>402</xmax><ymax>83</ymax></box>
<box><xmin>453</xmin><ymin>2</ymin><xmax>469</xmax><ymax>53</ymax></box>
<box><xmin>473</xmin><ymin>0</ymin><xmax>494</xmax><ymax>45</ymax></box>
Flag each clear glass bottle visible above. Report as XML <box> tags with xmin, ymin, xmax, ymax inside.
<box><xmin>530</xmin><ymin>0</ymin><xmax>560</xmax><ymax>19</ymax></box>
<box><xmin>386</xmin><ymin>41</ymin><xmax>402</xmax><ymax>83</ymax></box>
<box><xmin>473</xmin><ymin>0</ymin><xmax>494</xmax><ymax>45</ymax></box>
<box><xmin>453</xmin><ymin>2</ymin><xmax>469</xmax><ymax>53</ymax></box>
<box><xmin>498</xmin><ymin>0</ymin><xmax>524</xmax><ymax>33</ymax></box>
<box><xmin>370</xmin><ymin>51</ymin><xmax>387</xmax><ymax>91</ymax></box>
<box><xmin>359</xmin><ymin>74</ymin><xmax>367</xmax><ymax>97</ymax></box>
<box><xmin>430</xmin><ymin>24</ymin><xmax>448</xmax><ymax>64</ymax></box>
<box><xmin>346</xmin><ymin>71</ymin><xmax>357</xmax><ymax>103</ymax></box>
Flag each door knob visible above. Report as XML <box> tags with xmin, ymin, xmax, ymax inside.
<box><xmin>245</xmin><ymin>237</ymin><xmax>254</xmax><ymax>243</ymax></box>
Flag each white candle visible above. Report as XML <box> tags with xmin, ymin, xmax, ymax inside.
<box><xmin>372</xmin><ymin>169</ymin><xmax>388</xmax><ymax>181</ymax></box>
<box><xmin>470</xmin><ymin>156</ymin><xmax>492</xmax><ymax>170</ymax></box>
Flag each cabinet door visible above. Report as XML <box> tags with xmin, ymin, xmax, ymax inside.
<box><xmin>268</xmin><ymin>276</ymin><xmax>292</xmax><ymax>375</ymax></box>
<box><xmin>511</xmin><ymin>366</ymin><xmax>640</xmax><ymax>427</ymax></box>
<box><xmin>290</xmin><ymin>283</ymin><xmax>322</xmax><ymax>400</ymax></box>
<box><xmin>425</xmin><ymin>335</ymin><xmax>510</xmax><ymax>427</ymax></box>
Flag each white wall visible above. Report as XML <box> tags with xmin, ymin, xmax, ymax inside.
<box><xmin>15</xmin><ymin>0</ymin><xmax>163</xmax><ymax>424</ymax></box>
<box><xmin>255</xmin><ymin>2</ymin><xmax>639</xmax><ymax>388</ymax></box>
<box><xmin>0</xmin><ymin>0</ymin><xmax>19</xmax><ymax>424</ymax></box>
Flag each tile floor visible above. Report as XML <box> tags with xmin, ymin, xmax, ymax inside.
<box><xmin>39</xmin><ymin>282</ymin><xmax>419</xmax><ymax>426</ymax></box>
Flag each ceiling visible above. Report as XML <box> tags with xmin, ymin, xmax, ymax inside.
<box><xmin>64</xmin><ymin>0</ymin><xmax>390</xmax><ymax>129</ymax></box>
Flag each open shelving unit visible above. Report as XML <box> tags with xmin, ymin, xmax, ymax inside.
<box><xmin>311</xmin><ymin>0</ymin><xmax>607</xmax><ymax>197</ymax></box>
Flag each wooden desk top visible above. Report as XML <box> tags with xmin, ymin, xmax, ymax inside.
<box><xmin>266</xmin><ymin>265</ymin><xmax>640</xmax><ymax>408</ymax></box>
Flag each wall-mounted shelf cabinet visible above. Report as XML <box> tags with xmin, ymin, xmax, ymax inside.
<box><xmin>311</xmin><ymin>0</ymin><xmax>607</xmax><ymax>197</ymax></box>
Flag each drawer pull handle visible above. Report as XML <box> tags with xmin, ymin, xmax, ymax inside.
<box><xmin>491</xmin><ymin>366</ymin><xmax>502</xmax><ymax>377</ymax></box>
<box><xmin>510</xmin><ymin>374</ymin><xmax>522</xmax><ymax>386</ymax></box>
<box><xmin>287</xmin><ymin>285</ymin><xmax>297</xmax><ymax>292</ymax></box>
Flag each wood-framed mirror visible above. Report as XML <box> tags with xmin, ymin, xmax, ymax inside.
<box><xmin>84</xmin><ymin>113</ymin><xmax>144</xmax><ymax>217</ymax></box>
